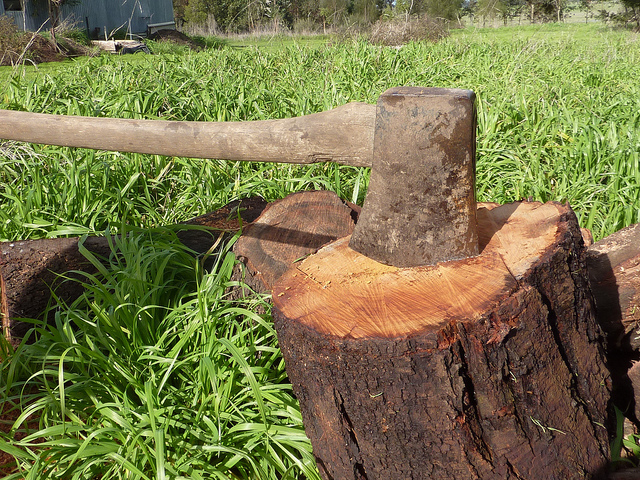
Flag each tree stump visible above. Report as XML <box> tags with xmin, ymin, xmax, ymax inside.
<box><xmin>586</xmin><ymin>222</ymin><xmax>640</xmax><ymax>352</ymax></box>
<box><xmin>233</xmin><ymin>190</ymin><xmax>360</xmax><ymax>294</ymax></box>
<box><xmin>585</xmin><ymin>222</ymin><xmax>640</xmax><ymax>428</ymax></box>
<box><xmin>273</xmin><ymin>201</ymin><xmax>612</xmax><ymax>480</ymax></box>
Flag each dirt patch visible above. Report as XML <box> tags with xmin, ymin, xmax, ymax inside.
<box><xmin>148</xmin><ymin>29</ymin><xmax>204</xmax><ymax>50</ymax></box>
<box><xmin>1</xmin><ymin>21</ymin><xmax>207</xmax><ymax>66</ymax></box>
<box><xmin>0</xmin><ymin>396</ymin><xmax>36</xmax><ymax>477</ymax></box>
<box><xmin>26</xmin><ymin>35</ymin><xmax>65</xmax><ymax>64</ymax></box>
<box><xmin>1</xmin><ymin>15</ymin><xmax>94</xmax><ymax>65</ymax></box>
<box><xmin>0</xmin><ymin>33</ymin><xmax>95</xmax><ymax>66</ymax></box>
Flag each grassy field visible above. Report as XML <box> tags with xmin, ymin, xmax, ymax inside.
<box><xmin>0</xmin><ymin>22</ymin><xmax>639</xmax><ymax>479</ymax></box>
<box><xmin>1</xmin><ymin>23</ymin><xmax>638</xmax><ymax>241</ymax></box>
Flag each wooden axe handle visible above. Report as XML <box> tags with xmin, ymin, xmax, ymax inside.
<box><xmin>0</xmin><ymin>103</ymin><xmax>375</xmax><ymax>167</ymax></box>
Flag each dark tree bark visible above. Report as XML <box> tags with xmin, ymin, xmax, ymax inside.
<box><xmin>585</xmin><ymin>223</ymin><xmax>640</xmax><ymax>436</ymax></box>
<box><xmin>586</xmin><ymin>223</ymin><xmax>640</xmax><ymax>352</ymax></box>
<box><xmin>179</xmin><ymin>196</ymin><xmax>267</xmax><ymax>253</ymax></box>
<box><xmin>273</xmin><ymin>201</ymin><xmax>612</xmax><ymax>480</ymax></box>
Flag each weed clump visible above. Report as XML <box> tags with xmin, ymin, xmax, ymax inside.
<box><xmin>0</xmin><ymin>15</ymin><xmax>31</xmax><ymax>65</ymax></box>
<box><xmin>0</xmin><ymin>15</ymin><xmax>95</xmax><ymax>65</ymax></box>
<box><xmin>368</xmin><ymin>15</ymin><xmax>452</xmax><ymax>46</ymax></box>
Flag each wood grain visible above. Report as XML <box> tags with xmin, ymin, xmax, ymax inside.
<box><xmin>0</xmin><ymin>104</ymin><xmax>376</xmax><ymax>166</ymax></box>
<box><xmin>274</xmin><ymin>201</ymin><xmax>560</xmax><ymax>338</ymax></box>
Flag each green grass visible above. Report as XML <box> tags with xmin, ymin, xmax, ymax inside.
<box><xmin>453</xmin><ymin>18</ymin><xmax>627</xmax><ymax>42</ymax></box>
<box><xmin>1</xmin><ymin>22</ymin><xmax>640</xmax><ymax>478</ymax></box>
<box><xmin>1</xmin><ymin>23</ymin><xmax>638</xmax><ymax>241</ymax></box>
<box><xmin>225</xmin><ymin>35</ymin><xmax>332</xmax><ymax>51</ymax></box>
<box><xmin>1</xmin><ymin>227</ymin><xmax>319</xmax><ymax>479</ymax></box>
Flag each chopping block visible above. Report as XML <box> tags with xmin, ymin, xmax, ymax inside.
<box><xmin>267</xmin><ymin>90</ymin><xmax>611</xmax><ymax>479</ymax></box>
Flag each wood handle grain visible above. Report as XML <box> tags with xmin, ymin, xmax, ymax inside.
<box><xmin>0</xmin><ymin>103</ymin><xmax>376</xmax><ymax>167</ymax></box>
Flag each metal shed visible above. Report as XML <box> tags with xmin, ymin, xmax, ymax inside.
<box><xmin>0</xmin><ymin>0</ymin><xmax>175</xmax><ymax>37</ymax></box>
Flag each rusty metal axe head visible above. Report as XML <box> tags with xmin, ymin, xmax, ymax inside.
<box><xmin>349</xmin><ymin>87</ymin><xmax>478</xmax><ymax>268</ymax></box>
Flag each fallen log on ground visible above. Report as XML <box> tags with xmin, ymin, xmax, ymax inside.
<box><xmin>0</xmin><ymin>197</ymin><xmax>267</xmax><ymax>345</ymax></box>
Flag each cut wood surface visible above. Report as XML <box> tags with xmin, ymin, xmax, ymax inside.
<box><xmin>233</xmin><ymin>190</ymin><xmax>360</xmax><ymax>293</ymax></box>
<box><xmin>275</xmin><ymin>202</ymin><xmax>568</xmax><ymax>337</ymax></box>
<box><xmin>276</xmin><ymin>236</ymin><xmax>513</xmax><ymax>337</ymax></box>
<box><xmin>273</xmin><ymin>201</ymin><xmax>611</xmax><ymax>480</ymax></box>
<box><xmin>0</xmin><ymin>103</ymin><xmax>376</xmax><ymax>167</ymax></box>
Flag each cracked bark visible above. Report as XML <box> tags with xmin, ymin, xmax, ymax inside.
<box><xmin>273</xmin><ymin>201</ymin><xmax>612</xmax><ymax>480</ymax></box>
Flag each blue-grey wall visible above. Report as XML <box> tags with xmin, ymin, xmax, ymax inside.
<box><xmin>1</xmin><ymin>0</ymin><xmax>174</xmax><ymax>36</ymax></box>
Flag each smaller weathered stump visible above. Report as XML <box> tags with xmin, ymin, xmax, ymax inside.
<box><xmin>233</xmin><ymin>190</ymin><xmax>359</xmax><ymax>293</ymax></box>
<box><xmin>586</xmin><ymin>223</ymin><xmax>640</xmax><ymax>427</ymax></box>
<box><xmin>586</xmin><ymin>222</ymin><xmax>640</xmax><ymax>351</ymax></box>
<box><xmin>273</xmin><ymin>201</ymin><xmax>612</xmax><ymax>480</ymax></box>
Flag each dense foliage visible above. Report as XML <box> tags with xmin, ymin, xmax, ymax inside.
<box><xmin>1</xmin><ymin>24</ymin><xmax>638</xmax><ymax>241</ymax></box>
<box><xmin>0</xmin><ymin>227</ymin><xmax>319</xmax><ymax>479</ymax></box>
<box><xmin>173</xmin><ymin>0</ymin><xmax>631</xmax><ymax>33</ymax></box>
<box><xmin>0</xmin><ymin>23</ymin><xmax>639</xmax><ymax>478</ymax></box>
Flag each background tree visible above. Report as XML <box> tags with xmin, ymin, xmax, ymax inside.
<box><xmin>351</xmin><ymin>0</ymin><xmax>379</xmax><ymax>24</ymax></box>
<box><xmin>472</xmin><ymin>0</ymin><xmax>523</xmax><ymax>24</ymax></box>
<box><xmin>621</xmin><ymin>0</ymin><xmax>640</xmax><ymax>27</ymax></box>
<box><xmin>184</xmin><ymin>0</ymin><xmax>212</xmax><ymax>25</ymax></box>
<box><xmin>422</xmin><ymin>0</ymin><xmax>464</xmax><ymax>20</ymax></box>
<box><xmin>185</xmin><ymin>0</ymin><xmax>244</xmax><ymax>32</ymax></box>
<box><xmin>528</xmin><ymin>0</ymin><xmax>566</xmax><ymax>21</ymax></box>
<box><xmin>578</xmin><ymin>0</ymin><xmax>594</xmax><ymax>21</ymax></box>
<box><xmin>474</xmin><ymin>0</ymin><xmax>504</xmax><ymax>25</ymax></box>
<box><xmin>173</xmin><ymin>0</ymin><xmax>190</xmax><ymax>27</ymax></box>
<box><xmin>318</xmin><ymin>0</ymin><xmax>348</xmax><ymax>29</ymax></box>
<box><xmin>178</xmin><ymin>0</ymin><xmax>472</xmax><ymax>32</ymax></box>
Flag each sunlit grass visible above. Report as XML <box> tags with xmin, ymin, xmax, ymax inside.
<box><xmin>1</xmin><ymin>24</ymin><xmax>639</xmax><ymax>477</ymax></box>
<box><xmin>1</xmin><ymin>24</ymin><xmax>638</xmax><ymax>241</ymax></box>
<box><xmin>0</xmin><ymin>227</ymin><xmax>319</xmax><ymax>479</ymax></box>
